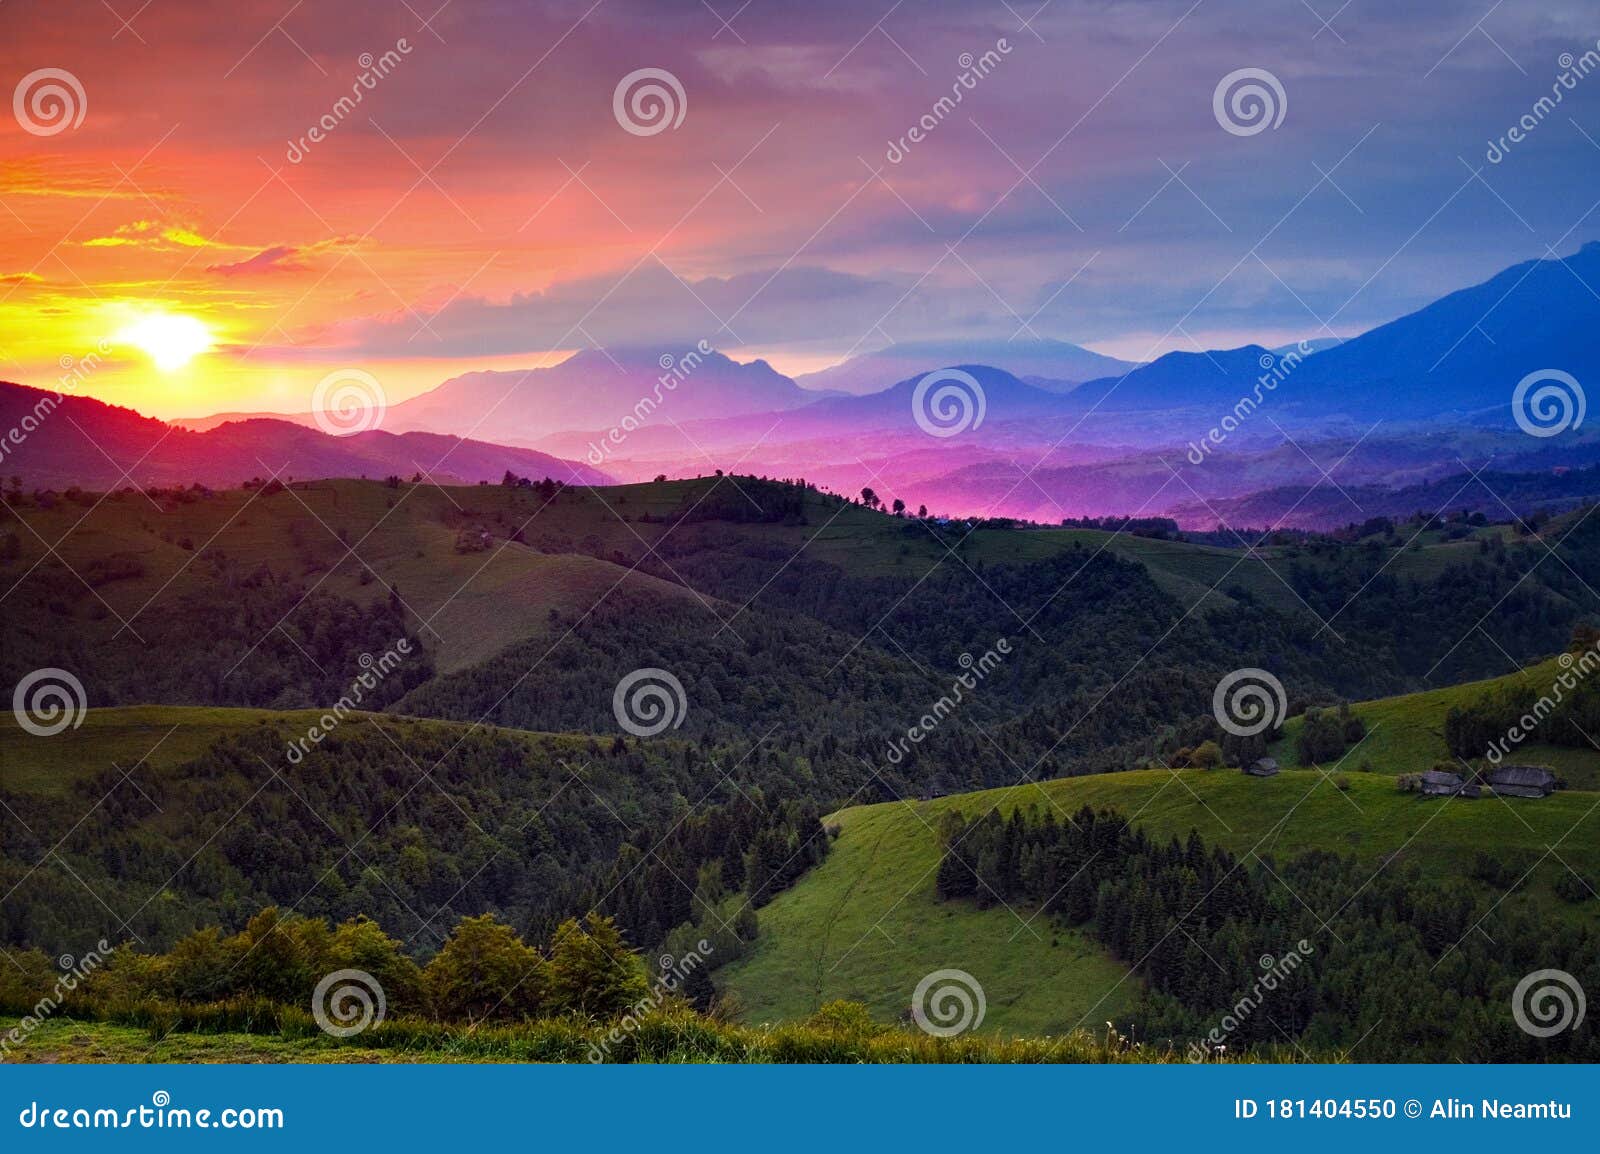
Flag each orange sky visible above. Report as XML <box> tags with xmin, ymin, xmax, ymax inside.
<box><xmin>3</xmin><ymin>1</ymin><xmax>1592</xmax><ymax>419</ymax></box>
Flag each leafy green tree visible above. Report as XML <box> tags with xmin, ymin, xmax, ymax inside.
<box><xmin>547</xmin><ymin>913</ymin><xmax>648</xmax><ymax>1019</ymax></box>
<box><xmin>329</xmin><ymin>916</ymin><xmax>424</xmax><ymax>1012</ymax></box>
<box><xmin>424</xmin><ymin>914</ymin><xmax>547</xmax><ymax>1022</ymax></box>
<box><xmin>162</xmin><ymin>926</ymin><xmax>242</xmax><ymax>1002</ymax></box>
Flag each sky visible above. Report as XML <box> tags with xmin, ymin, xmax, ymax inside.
<box><xmin>1</xmin><ymin>0</ymin><xmax>1598</xmax><ymax>417</ymax></box>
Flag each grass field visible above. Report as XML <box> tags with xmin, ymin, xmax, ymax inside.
<box><xmin>720</xmin><ymin>797</ymin><xmax>1140</xmax><ymax>1037</ymax></box>
<box><xmin>0</xmin><ymin>1010</ymin><xmax>1237</xmax><ymax>1065</ymax></box>
<box><xmin>719</xmin><ymin>767</ymin><xmax>1600</xmax><ymax>1035</ymax></box>
<box><xmin>4</xmin><ymin>479</ymin><xmax>712</xmax><ymax>674</ymax></box>
<box><xmin>1268</xmin><ymin>656</ymin><xmax>1600</xmax><ymax>790</ymax></box>
<box><xmin>747</xmin><ymin>649</ymin><xmax>1600</xmax><ymax>1045</ymax></box>
<box><xmin>0</xmin><ymin>1016</ymin><xmax>438</xmax><ymax>1064</ymax></box>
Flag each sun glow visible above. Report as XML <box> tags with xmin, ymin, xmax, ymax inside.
<box><xmin>114</xmin><ymin>313</ymin><xmax>215</xmax><ymax>372</ymax></box>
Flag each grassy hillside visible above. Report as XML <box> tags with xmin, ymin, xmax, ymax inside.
<box><xmin>0</xmin><ymin>705</ymin><xmax>289</xmax><ymax>795</ymax></box>
<box><xmin>5</xmin><ymin>477</ymin><xmax>1577</xmax><ymax>688</ymax></box>
<box><xmin>2</xmin><ymin>479</ymin><xmax>706</xmax><ymax>675</ymax></box>
<box><xmin>1269</xmin><ymin>656</ymin><xmax>1600</xmax><ymax>789</ymax></box>
<box><xmin>720</xmin><ymin>767</ymin><xmax>1600</xmax><ymax>1035</ymax></box>
<box><xmin>8</xmin><ymin>477</ymin><xmax>1600</xmax><ymax>1055</ymax></box>
<box><xmin>720</xmin><ymin>798</ymin><xmax>1139</xmax><ymax>1035</ymax></box>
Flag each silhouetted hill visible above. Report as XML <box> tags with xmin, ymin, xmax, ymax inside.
<box><xmin>0</xmin><ymin>381</ymin><xmax>610</xmax><ymax>489</ymax></box>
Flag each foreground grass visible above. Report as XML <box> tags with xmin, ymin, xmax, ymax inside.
<box><xmin>0</xmin><ymin>1004</ymin><xmax>1249</xmax><ymax>1065</ymax></box>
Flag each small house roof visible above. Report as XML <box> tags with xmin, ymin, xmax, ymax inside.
<box><xmin>1486</xmin><ymin>765</ymin><xmax>1556</xmax><ymax>788</ymax></box>
<box><xmin>1420</xmin><ymin>769</ymin><xmax>1464</xmax><ymax>787</ymax></box>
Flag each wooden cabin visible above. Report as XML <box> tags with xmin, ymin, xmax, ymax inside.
<box><xmin>1485</xmin><ymin>765</ymin><xmax>1558</xmax><ymax>798</ymax></box>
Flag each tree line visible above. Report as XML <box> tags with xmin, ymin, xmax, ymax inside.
<box><xmin>935</xmin><ymin>805</ymin><xmax>1598</xmax><ymax>1061</ymax></box>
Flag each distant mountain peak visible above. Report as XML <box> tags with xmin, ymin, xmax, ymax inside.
<box><xmin>796</xmin><ymin>338</ymin><xmax>1139</xmax><ymax>396</ymax></box>
<box><xmin>376</xmin><ymin>343</ymin><xmax>815</xmax><ymax>440</ymax></box>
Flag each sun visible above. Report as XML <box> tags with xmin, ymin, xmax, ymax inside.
<box><xmin>115</xmin><ymin>313</ymin><xmax>215</xmax><ymax>372</ymax></box>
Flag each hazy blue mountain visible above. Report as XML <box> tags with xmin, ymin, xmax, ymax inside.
<box><xmin>799</xmin><ymin>363</ymin><xmax>1070</xmax><ymax>429</ymax></box>
<box><xmin>1062</xmin><ymin>346</ymin><xmax>1281</xmax><ymax>413</ymax></box>
<box><xmin>380</xmin><ymin>347</ymin><xmax>817</xmax><ymax>439</ymax></box>
<box><xmin>1286</xmin><ymin>242</ymin><xmax>1600</xmax><ymax>421</ymax></box>
<box><xmin>1062</xmin><ymin>244</ymin><xmax>1600</xmax><ymax>423</ymax></box>
<box><xmin>796</xmin><ymin>339</ymin><xmax>1137</xmax><ymax>395</ymax></box>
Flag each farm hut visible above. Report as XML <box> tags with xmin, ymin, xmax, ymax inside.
<box><xmin>1418</xmin><ymin>769</ymin><xmax>1468</xmax><ymax>798</ymax></box>
<box><xmin>1486</xmin><ymin>765</ymin><xmax>1558</xmax><ymax>799</ymax></box>
<box><xmin>1243</xmin><ymin>758</ymin><xmax>1279</xmax><ymax>777</ymax></box>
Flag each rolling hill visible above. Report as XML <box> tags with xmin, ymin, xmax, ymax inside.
<box><xmin>0</xmin><ymin>381</ymin><xmax>609</xmax><ymax>491</ymax></box>
<box><xmin>5</xmin><ymin>473</ymin><xmax>1599</xmax><ymax>1062</ymax></box>
<box><xmin>721</xmin><ymin>759</ymin><xmax>1600</xmax><ymax>1036</ymax></box>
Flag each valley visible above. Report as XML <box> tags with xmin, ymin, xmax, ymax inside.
<box><xmin>5</xmin><ymin>472</ymin><xmax>1599</xmax><ymax>1061</ymax></box>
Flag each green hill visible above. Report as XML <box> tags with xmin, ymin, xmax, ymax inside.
<box><xmin>720</xmin><ymin>766</ymin><xmax>1600</xmax><ymax>1036</ymax></box>
<box><xmin>8</xmin><ymin>476</ymin><xmax>1600</xmax><ymax>1063</ymax></box>
<box><xmin>1269</xmin><ymin>656</ymin><xmax>1600</xmax><ymax>790</ymax></box>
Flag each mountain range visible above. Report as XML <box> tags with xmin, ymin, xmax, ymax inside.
<box><xmin>13</xmin><ymin>242</ymin><xmax>1600</xmax><ymax>526</ymax></box>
